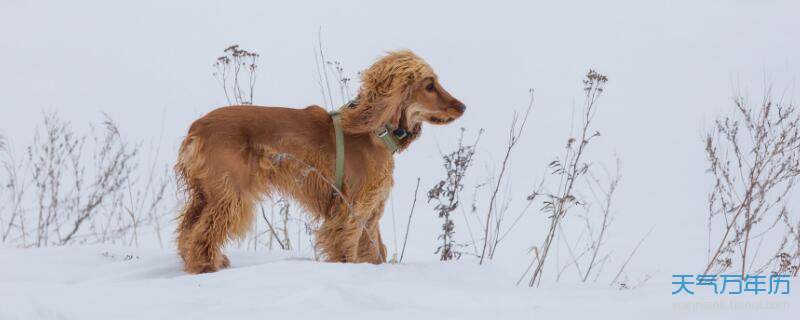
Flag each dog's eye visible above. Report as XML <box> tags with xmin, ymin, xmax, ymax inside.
<box><xmin>425</xmin><ymin>83</ymin><xmax>435</xmax><ymax>92</ymax></box>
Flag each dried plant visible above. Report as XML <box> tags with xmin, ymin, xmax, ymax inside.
<box><xmin>314</xmin><ymin>30</ymin><xmax>354</xmax><ymax>110</ymax></box>
<box><xmin>578</xmin><ymin>162</ymin><xmax>620</xmax><ymax>282</ymax></box>
<box><xmin>459</xmin><ymin>179</ymin><xmax>487</xmax><ymax>257</ymax></box>
<box><xmin>428</xmin><ymin>128</ymin><xmax>482</xmax><ymax>261</ymax></box>
<box><xmin>0</xmin><ymin>112</ymin><xmax>172</xmax><ymax>247</ymax></box>
<box><xmin>277</xmin><ymin>199</ymin><xmax>292</xmax><ymax>251</ymax></box>
<box><xmin>1</xmin><ymin>134</ymin><xmax>30</xmax><ymax>243</ymax></box>
<box><xmin>553</xmin><ymin>160</ymin><xmax>621</xmax><ymax>283</ymax></box>
<box><xmin>399</xmin><ymin>178</ymin><xmax>421</xmax><ymax>263</ymax></box>
<box><xmin>523</xmin><ymin>70</ymin><xmax>609</xmax><ymax>286</ymax></box>
<box><xmin>479</xmin><ymin>90</ymin><xmax>534</xmax><ymax>264</ymax></box>
<box><xmin>327</xmin><ymin>60</ymin><xmax>353</xmax><ymax>105</ymax></box>
<box><xmin>259</xmin><ymin>203</ymin><xmax>287</xmax><ymax>251</ymax></box>
<box><xmin>703</xmin><ymin>93</ymin><xmax>800</xmax><ymax>276</ymax></box>
<box><xmin>123</xmin><ymin>123</ymin><xmax>172</xmax><ymax>248</ymax></box>
<box><xmin>609</xmin><ymin>226</ymin><xmax>654</xmax><ymax>287</ymax></box>
<box><xmin>771</xmin><ymin>216</ymin><xmax>800</xmax><ymax>276</ymax></box>
<box><xmin>213</xmin><ymin>44</ymin><xmax>260</xmax><ymax>105</ymax></box>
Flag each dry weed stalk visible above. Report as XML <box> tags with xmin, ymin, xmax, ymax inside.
<box><xmin>259</xmin><ymin>203</ymin><xmax>288</xmax><ymax>251</ymax></box>
<box><xmin>771</xmin><ymin>215</ymin><xmax>800</xmax><ymax>276</ymax></box>
<box><xmin>0</xmin><ymin>112</ymin><xmax>171</xmax><ymax>247</ymax></box>
<box><xmin>552</xmin><ymin>161</ymin><xmax>622</xmax><ymax>283</ymax></box>
<box><xmin>1</xmin><ymin>134</ymin><xmax>30</xmax><ymax>243</ymax></box>
<box><xmin>314</xmin><ymin>30</ymin><xmax>354</xmax><ymax>109</ymax></box>
<box><xmin>213</xmin><ymin>44</ymin><xmax>260</xmax><ymax>105</ymax></box>
<box><xmin>525</xmin><ymin>70</ymin><xmax>609</xmax><ymax>286</ymax></box>
<box><xmin>479</xmin><ymin>90</ymin><xmax>534</xmax><ymax>264</ymax></box>
<box><xmin>610</xmin><ymin>226</ymin><xmax>654</xmax><ymax>287</ymax></box>
<box><xmin>703</xmin><ymin>93</ymin><xmax>800</xmax><ymax>276</ymax></box>
<box><xmin>578</xmin><ymin>161</ymin><xmax>620</xmax><ymax>282</ymax></box>
<box><xmin>399</xmin><ymin>177</ymin><xmax>421</xmax><ymax>263</ymax></box>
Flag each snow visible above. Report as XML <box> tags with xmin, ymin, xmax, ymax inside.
<box><xmin>0</xmin><ymin>245</ymin><xmax>795</xmax><ymax>319</ymax></box>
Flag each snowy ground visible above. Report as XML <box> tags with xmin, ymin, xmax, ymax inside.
<box><xmin>0</xmin><ymin>245</ymin><xmax>795</xmax><ymax>320</ymax></box>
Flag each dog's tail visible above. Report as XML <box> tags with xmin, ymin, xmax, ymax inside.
<box><xmin>174</xmin><ymin>135</ymin><xmax>209</xmax><ymax>228</ymax></box>
<box><xmin>174</xmin><ymin>135</ymin><xmax>209</xmax><ymax>259</ymax></box>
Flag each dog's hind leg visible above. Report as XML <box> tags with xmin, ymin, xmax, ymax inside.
<box><xmin>176</xmin><ymin>186</ymin><xmax>206</xmax><ymax>263</ymax></box>
<box><xmin>182</xmin><ymin>179</ymin><xmax>255</xmax><ymax>273</ymax></box>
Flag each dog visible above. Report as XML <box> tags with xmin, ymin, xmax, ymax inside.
<box><xmin>175</xmin><ymin>50</ymin><xmax>466</xmax><ymax>273</ymax></box>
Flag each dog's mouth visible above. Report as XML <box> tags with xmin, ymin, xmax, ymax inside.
<box><xmin>446</xmin><ymin>106</ymin><xmax>465</xmax><ymax>118</ymax></box>
<box><xmin>428</xmin><ymin>106</ymin><xmax>464</xmax><ymax>125</ymax></box>
<box><xmin>428</xmin><ymin>116</ymin><xmax>455</xmax><ymax>125</ymax></box>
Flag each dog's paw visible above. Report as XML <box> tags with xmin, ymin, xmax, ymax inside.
<box><xmin>218</xmin><ymin>254</ymin><xmax>231</xmax><ymax>269</ymax></box>
<box><xmin>185</xmin><ymin>263</ymin><xmax>218</xmax><ymax>274</ymax></box>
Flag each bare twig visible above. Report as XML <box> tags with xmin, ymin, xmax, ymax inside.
<box><xmin>581</xmin><ymin>161</ymin><xmax>621</xmax><ymax>282</ymax></box>
<box><xmin>610</xmin><ymin>226</ymin><xmax>654</xmax><ymax>286</ymax></box>
<box><xmin>479</xmin><ymin>90</ymin><xmax>535</xmax><ymax>264</ymax></box>
<box><xmin>528</xmin><ymin>70</ymin><xmax>608</xmax><ymax>286</ymax></box>
<box><xmin>261</xmin><ymin>204</ymin><xmax>286</xmax><ymax>250</ymax></box>
<box><xmin>213</xmin><ymin>45</ymin><xmax>260</xmax><ymax>105</ymax></box>
<box><xmin>399</xmin><ymin>178</ymin><xmax>421</xmax><ymax>263</ymax></box>
<box><xmin>703</xmin><ymin>92</ymin><xmax>800</xmax><ymax>276</ymax></box>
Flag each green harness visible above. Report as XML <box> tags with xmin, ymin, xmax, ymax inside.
<box><xmin>329</xmin><ymin>101</ymin><xmax>407</xmax><ymax>191</ymax></box>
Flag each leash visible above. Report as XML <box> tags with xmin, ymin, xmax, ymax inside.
<box><xmin>329</xmin><ymin>100</ymin><xmax>407</xmax><ymax>191</ymax></box>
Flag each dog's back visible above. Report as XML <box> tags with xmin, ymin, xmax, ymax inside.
<box><xmin>175</xmin><ymin>104</ymin><xmax>335</xmax><ymax>273</ymax></box>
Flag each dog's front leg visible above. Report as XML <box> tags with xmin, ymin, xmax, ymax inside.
<box><xmin>353</xmin><ymin>203</ymin><xmax>388</xmax><ymax>264</ymax></box>
<box><xmin>336</xmin><ymin>207</ymin><xmax>384</xmax><ymax>264</ymax></box>
<box><xmin>325</xmin><ymin>178</ymin><xmax>390</xmax><ymax>264</ymax></box>
<box><xmin>341</xmin><ymin>212</ymin><xmax>367</xmax><ymax>263</ymax></box>
<box><xmin>316</xmin><ymin>198</ymin><xmax>374</xmax><ymax>263</ymax></box>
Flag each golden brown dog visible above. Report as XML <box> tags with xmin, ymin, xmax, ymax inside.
<box><xmin>175</xmin><ymin>50</ymin><xmax>465</xmax><ymax>273</ymax></box>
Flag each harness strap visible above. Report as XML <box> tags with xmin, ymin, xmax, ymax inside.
<box><xmin>330</xmin><ymin>111</ymin><xmax>345</xmax><ymax>191</ymax></box>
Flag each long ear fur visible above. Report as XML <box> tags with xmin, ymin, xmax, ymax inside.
<box><xmin>341</xmin><ymin>50</ymin><xmax>435</xmax><ymax>134</ymax></box>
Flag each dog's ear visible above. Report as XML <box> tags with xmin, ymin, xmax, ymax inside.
<box><xmin>341</xmin><ymin>92</ymin><xmax>401</xmax><ymax>134</ymax></box>
<box><xmin>343</xmin><ymin>64</ymin><xmax>413</xmax><ymax>133</ymax></box>
<box><xmin>384</xmin><ymin>81</ymin><xmax>414</xmax><ymax>129</ymax></box>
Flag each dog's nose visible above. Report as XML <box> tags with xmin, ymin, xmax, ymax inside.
<box><xmin>452</xmin><ymin>103</ymin><xmax>466</xmax><ymax>113</ymax></box>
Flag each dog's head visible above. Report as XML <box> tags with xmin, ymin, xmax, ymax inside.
<box><xmin>345</xmin><ymin>50</ymin><xmax>465</xmax><ymax>151</ymax></box>
<box><xmin>404</xmin><ymin>75</ymin><xmax>467</xmax><ymax>126</ymax></box>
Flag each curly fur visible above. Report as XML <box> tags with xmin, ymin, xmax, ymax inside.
<box><xmin>175</xmin><ymin>50</ymin><xmax>465</xmax><ymax>273</ymax></box>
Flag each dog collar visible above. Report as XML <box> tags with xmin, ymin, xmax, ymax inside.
<box><xmin>373</xmin><ymin>125</ymin><xmax>407</xmax><ymax>154</ymax></box>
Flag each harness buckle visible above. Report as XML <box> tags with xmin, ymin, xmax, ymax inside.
<box><xmin>376</xmin><ymin>127</ymin><xmax>389</xmax><ymax>138</ymax></box>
